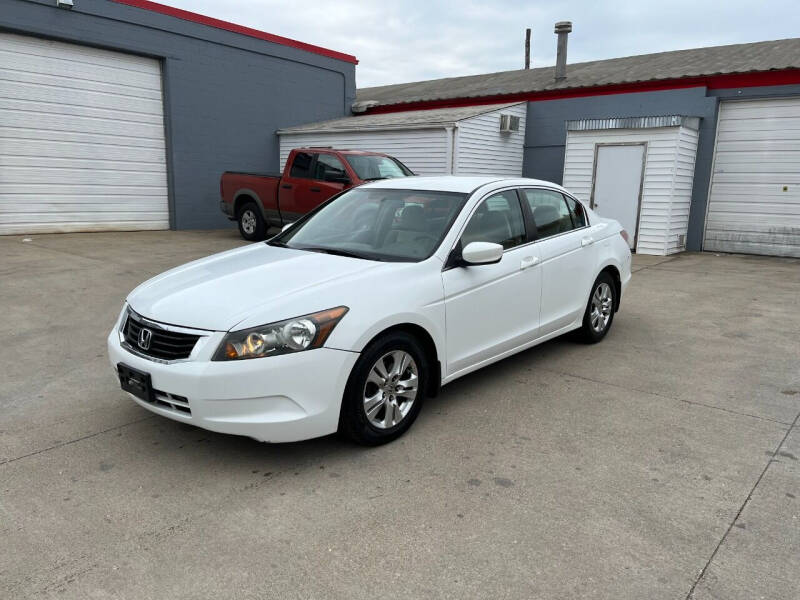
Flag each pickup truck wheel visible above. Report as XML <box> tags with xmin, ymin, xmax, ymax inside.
<box><xmin>237</xmin><ymin>202</ymin><xmax>266</xmax><ymax>241</ymax></box>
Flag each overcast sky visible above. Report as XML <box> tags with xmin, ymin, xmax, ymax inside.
<box><xmin>159</xmin><ymin>0</ymin><xmax>800</xmax><ymax>89</ymax></box>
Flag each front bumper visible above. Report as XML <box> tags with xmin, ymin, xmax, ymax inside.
<box><xmin>107</xmin><ymin>314</ymin><xmax>358</xmax><ymax>443</ymax></box>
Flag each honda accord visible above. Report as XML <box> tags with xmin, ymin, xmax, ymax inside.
<box><xmin>108</xmin><ymin>176</ymin><xmax>631</xmax><ymax>445</ymax></box>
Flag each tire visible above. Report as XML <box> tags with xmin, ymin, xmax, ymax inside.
<box><xmin>339</xmin><ymin>331</ymin><xmax>428</xmax><ymax>445</ymax></box>
<box><xmin>577</xmin><ymin>271</ymin><xmax>616</xmax><ymax>343</ymax></box>
<box><xmin>237</xmin><ymin>201</ymin><xmax>266</xmax><ymax>241</ymax></box>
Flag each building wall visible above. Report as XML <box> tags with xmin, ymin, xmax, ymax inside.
<box><xmin>454</xmin><ymin>103</ymin><xmax>526</xmax><ymax>175</ymax></box>
<box><xmin>523</xmin><ymin>87</ymin><xmax>716</xmax><ymax>251</ymax></box>
<box><xmin>279</xmin><ymin>129</ymin><xmax>450</xmax><ymax>175</ymax></box>
<box><xmin>562</xmin><ymin>125</ymin><xmax>698</xmax><ymax>255</ymax></box>
<box><xmin>1</xmin><ymin>0</ymin><xmax>356</xmax><ymax>230</ymax></box>
<box><xmin>523</xmin><ymin>84</ymin><xmax>800</xmax><ymax>251</ymax></box>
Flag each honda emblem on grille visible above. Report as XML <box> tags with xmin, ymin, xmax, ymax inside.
<box><xmin>138</xmin><ymin>327</ymin><xmax>153</xmax><ymax>351</ymax></box>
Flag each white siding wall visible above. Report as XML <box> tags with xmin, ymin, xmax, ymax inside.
<box><xmin>563</xmin><ymin>126</ymin><xmax>698</xmax><ymax>255</ymax></box>
<box><xmin>279</xmin><ymin>129</ymin><xmax>450</xmax><ymax>175</ymax></box>
<box><xmin>454</xmin><ymin>103</ymin><xmax>526</xmax><ymax>175</ymax></box>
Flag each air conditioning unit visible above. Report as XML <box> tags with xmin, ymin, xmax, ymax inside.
<box><xmin>499</xmin><ymin>114</ymin><xmax>520</xmax><ymax>133</ymax></box>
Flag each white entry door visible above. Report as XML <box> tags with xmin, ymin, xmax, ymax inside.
<box><xmin>591</xmin><ymin>144</ymin><xmax>646</xmax><ymax>249</ymax></box>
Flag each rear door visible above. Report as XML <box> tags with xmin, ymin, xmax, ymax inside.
<box><xmin>520</xmin><ymin>188</ymin><xmax>597</xmax><ymax>335</ymax></box>
<box><xmin>279</xmin><ymin>151</ymin><xmax>317</xmax><ymax>220</ymax></box>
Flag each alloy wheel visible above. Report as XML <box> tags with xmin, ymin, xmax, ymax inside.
<box><xmin>590</xmin><ymin>282</ymin><xmax>613</xmax><ymax>333</ymax></box>
<box><xmin>240</xmin><ymin>209</ymin><xmax>257</xmax><ymax>235</ymax></box>
<box><xmin>363</xmin><ymin>350</ymin><xmax>418</xmax><ymax>429</ymax></box>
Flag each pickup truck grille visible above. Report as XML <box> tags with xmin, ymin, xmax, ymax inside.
<box><xmin>123</xmin><ymin>311</ymin><xmax>200</xmax><ymax>361</ymax></box>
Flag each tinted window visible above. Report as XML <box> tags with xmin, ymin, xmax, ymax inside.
<box><xmin>314</xmin><ymin>154</ymin><xmax>348</xmax><ymax>182</ymax></box>
<box><xmin>289</xmin><ymin>152</ymin><xmax>313</xmax><ymax>179</ymax></box>
<box><xmin>564</xmin><ymin>195</ymin><xmax>588</xmax><ymax>228</ymax></box>
<box><xmin>460</xmin><ymin>190</ymin><xmax>526</xmax><ymax>250</ymax></box>
<box><xmin>274</xmin><ymin>188</ymin><xmax>467</xmax><ymax>262</ymax></box>
<box><xmin>522</xmin><ymin>189</ymin><xmax>575</xmax><ymax>239</ymax></box>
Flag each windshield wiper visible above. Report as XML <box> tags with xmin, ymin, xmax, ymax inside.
<box><xmin>267</xmin><ymin>239</ymin><xmax>288</xmax><ymax>247</ymax></box>
<box><xmin>361</xmin><ymin>176</ymin><xmax>388</xmax><ymax>181</ymax></box>
<box><xmin>296</xmin><ymin>246</ymin><xmax>371</xmax><ymax>260</ymax></box>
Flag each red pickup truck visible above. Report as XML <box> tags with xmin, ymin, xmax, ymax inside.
<box><xmin>220</xmin><ymin>148</ymin><xmax>414</xmax><ymax>240</ymax></box>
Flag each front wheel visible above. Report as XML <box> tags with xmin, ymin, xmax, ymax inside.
<box><xmin>577</xmin><ymin>272</ymin><xmax>616</xmax><ymax>343</ymax></box>
<box><xmin>237</xmin><ymin>201</ymin><xmax>266</xmax><ymax>241</ymax></box>
<box><xmin>339</xmin><ymin>332</ymin><xmax>428</xmax><ymax>445</ymax></box>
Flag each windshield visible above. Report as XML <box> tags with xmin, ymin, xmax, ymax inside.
<box><xmin>271</xmin><ymin>188</ymin><xmax>467</xmax><ymax>262</ymax></box>
<box><xmin>344</xmin><ymin>155</ymin><xmax>414</xmax><ymax>180</ymax></box>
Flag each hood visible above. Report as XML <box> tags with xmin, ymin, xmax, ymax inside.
<box><xmin>127</xmin><ymin>243</ymin><xmax>381</xmax><ymax>331</ymax></box>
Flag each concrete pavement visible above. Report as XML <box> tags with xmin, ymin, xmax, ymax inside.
<box><xmin>1</xmin><ymin>231</ymin><xmax>798</xmax><ymax>599</ymax></box>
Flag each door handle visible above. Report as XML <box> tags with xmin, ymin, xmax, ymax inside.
<box><xmin>581</xmin><ymin>237</ymin><xmax>595</xmax><ymax>247</ymax></box>
<box><xmin>281</xmin><ymin>184</ymin><xmax>292</xmax><ymax>189</ymax></box>
<box><xmin>520</xmin><ymin>255</ymin><xmax>539</xmax><ymax>270</ymax></box>
<box><xmin>310</xmin><ymin>187</ymin><xmax>321</xmax><ymax>193</ymax></box>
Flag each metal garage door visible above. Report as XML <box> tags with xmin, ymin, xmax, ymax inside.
<box><xmin>704</xmin><ymin>98</ymin><xmax>800</xmax><ymax>257</ymax></box>
<box><xmin>0</xmin><ymin>33</ymin><xmax>169</xmax><ymax>235</ymax></box>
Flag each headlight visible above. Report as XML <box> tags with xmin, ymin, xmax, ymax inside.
<box><xmin>213</xmin><ymin>306</ymin><xmax>348</xmax><ymax>361</ymax></box>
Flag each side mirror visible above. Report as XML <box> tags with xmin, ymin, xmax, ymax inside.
<box><xmin>282</xmin><ymin>222</ymin><xmax>294</xmax><ymax>232</ymax></box>
<box><xmin>461</xmin><ymin>241</ymin><xmax>503</xmax><ymax>265</ymax></box>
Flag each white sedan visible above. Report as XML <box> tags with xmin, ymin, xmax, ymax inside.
<box><xmin>108</xmin><ymin>176</ymin><xmax>631</xmax><ymax>445</ymax></box>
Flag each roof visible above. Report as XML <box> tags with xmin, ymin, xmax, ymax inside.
<box><xmin>277</xmin><ymin>103</ymin><xmax>523</xmax><ymax>134</ymax></box>
<box><xmin>357</xmin><ymin>38</ymin><xmax>800</xmax><ymax>109</ymax></box>
<box><xmin>111</xmin><ymin>0</ymin><xmax>357</xmax><ymax>64</ymax></box>
<box><xmin>360</xmin><ymin>176</ymin><xmax>566</xmax><ymax>194</ymax></box>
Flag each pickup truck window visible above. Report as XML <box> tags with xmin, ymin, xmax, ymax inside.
<box><xmin>344</xmin><ymin>155</ymin><xmax>413</xmax><ymax>180</ymax></box>
<box><xmin>314</xmin><ymin>154</ymin><xmax>349</xmax><ymax>183</ymax></box>
<box><xmin>272</xmin><ymin>188</ymin><xmax>466</xmax><ymax>262</ymax></box>
<box><xmin>289</xmin><ymin>152</ymin><xmax>314</xmax><ymax>179</ymax></box>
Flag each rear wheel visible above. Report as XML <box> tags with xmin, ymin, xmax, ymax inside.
<box><xmin>577</xmin><ymin>272</ymin><xmax>616</xmax><ymax>343</ymax></box>
<box><xmin>237</xmin><ymin>201</ymin><xmax>266</xmax><ymax>241</ymax></box>
<box><xmin>339</xmin><ymin>332</ymin><xmax>428</xmax><ymax>445</ymax></box>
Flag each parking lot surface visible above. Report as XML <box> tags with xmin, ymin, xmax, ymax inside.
<box><xmin>1</xmin><ymin>230</ymin><xmax>798</xmax><ymax>599</ymax></box>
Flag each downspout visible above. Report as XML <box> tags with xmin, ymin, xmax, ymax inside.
<box><xmin>445</xmin><ymin>124</ymin><xmax>459</xmax><ymax>175</ymax></box>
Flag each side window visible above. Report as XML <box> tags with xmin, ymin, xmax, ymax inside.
<box><xmin>521</xmin><ymin>189</ymin><xmax>575</xmax><ymax>239</ymax></box>
<box><xmin>314</xmin><ymin>154</ymin><xmax>349</xmax><ymax>182</ymax></box>
<box><xmin>289</xmin><ymin>152</ymin><xmax>313</xmax><ymax>179</ymax></box>
<box><xmin>460</xmin><ymin>190</ymin><xmax>526</xmax><ymax>250</ymax></box>
<box><xmin>564</xmin><ymin>195</ymin><xmax>588</xmax><ymax>228</ymax></box>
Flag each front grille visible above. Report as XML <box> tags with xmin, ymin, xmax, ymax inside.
<box><xmin>123</xmin><ymin>312</ymin><xmax>200</xmax><ymax>361</ymax></box>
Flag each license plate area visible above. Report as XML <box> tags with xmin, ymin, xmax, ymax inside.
<box><xmin>117</xmin><ymin>363</ymin><xmax>154</xmax><ymax>403</ymax></box>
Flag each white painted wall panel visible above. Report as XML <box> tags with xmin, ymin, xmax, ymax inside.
<box><xmin>563</xmin><ymin>126</ymin><xmax>698</xmax><ymax>255</ymax></box>
<box><xmin>279</xmin><ymin>129</ymin><xmax>449</xmax><ymax>175</ymax></box>
<box><xmin>705</xmin><ymin>98</ymin><xmax>800</xmax><ymax>257</ymax></box>
<box><xmin>454</xmin><ymin>103</ymin><xmax>526</xmax><ymax>175</ymax></box>
<box><xmin>0</xmin><ymin>33</ymin><xmax>169</xmax><ymax>234</ymax></box>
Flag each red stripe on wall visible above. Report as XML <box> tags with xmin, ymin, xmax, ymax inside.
<box><xmin>110</xmin><ymin>0</ymin><xmax>358</xmax><ymax>64</ymax></box>
<box><xmin>361</xmin><ymin>69</ymin><xmax>800</xmax><ymax>114</ymax></box>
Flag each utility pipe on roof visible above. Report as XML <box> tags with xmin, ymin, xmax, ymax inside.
<box><xmin>554</xmin><ymin>21</ymin><xmax>572</xmax><ymax>80</ymax></box>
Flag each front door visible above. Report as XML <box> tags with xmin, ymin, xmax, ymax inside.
<box><xmin>591</xmin><ymin>144</ymin><xmax>645</xmax><ymax>249</ymax></box>
<box><xmin>442</xmin><ymin>189</ymin><xmax>541</xmax><ymax>377</ymax></box>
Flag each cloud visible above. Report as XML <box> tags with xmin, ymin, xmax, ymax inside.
<box><xmin>157</xmin><ymin>0</ymin><xmax>800</xmax><ymax>87</ymax></box>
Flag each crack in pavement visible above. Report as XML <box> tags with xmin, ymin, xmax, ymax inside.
<box><xmin>684</xmin><ymin>410</ymin><xmax>800</xmax><ymax>599</ymax></box>
<box><xmin>0</xmin><ymin>415</ymin><xmax>156</xmax><ymax>466</ymax></box>
<box><xmin>537</xmin><ymin>365</ymin><xmax>794</xmax><ymax>427</ymax></box>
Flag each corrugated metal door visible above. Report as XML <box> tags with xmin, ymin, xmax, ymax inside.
<box><xmin>705</xmin><ymin>98</ymin><xmax>800</xmax><ymax>257</ymax></box>
<box><xmin>0</xmin><ymin>33</ymin><xmax>169</xmax><ymax>235</ymax></box>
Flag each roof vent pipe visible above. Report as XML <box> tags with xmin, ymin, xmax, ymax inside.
<box><xmin>554</xmin><ymin>21</ymin><xmax>572</xmax><ymax>80</ymax></box>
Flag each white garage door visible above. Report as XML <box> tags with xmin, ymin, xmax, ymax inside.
<box><xmin>705</xmin><ymin>98</ymin><xmax>800</xmax><ymax>257</ymax></box>
<box><xmin>0</xmin><ymin>33</ymin><xmax>169</xmax><ymax>235</ymax></box>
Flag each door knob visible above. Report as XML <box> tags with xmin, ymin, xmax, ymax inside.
<box><xmin>520</xmin><ymin>256</ymin><xmax>539</xmax><ymax>269</ymax></box>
